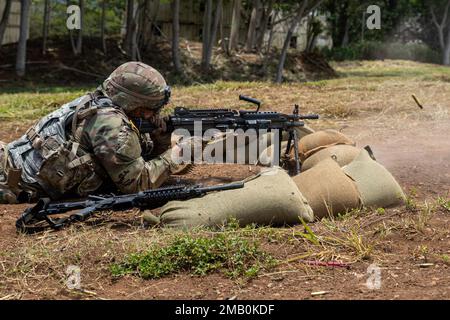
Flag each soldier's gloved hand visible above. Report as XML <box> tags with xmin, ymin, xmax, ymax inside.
<box><xmin>149</xmin><ymin>115</ymin><xmax>171</xmax><ymax>154</ymax></box>
<box><xmin>159</xmin><ymin>136</ymin><xmax>207</xmax><ymax>175</ymax></box>
<box><xmin>149</xmin><ymin>115</ymin><xmax>168</xmax><ymax>136</ymax></box>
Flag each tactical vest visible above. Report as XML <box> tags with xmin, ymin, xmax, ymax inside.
<box><xmin>6</xmin><ymin>93</ymin><xmax>112</xmax><ymax>200</ymax></box>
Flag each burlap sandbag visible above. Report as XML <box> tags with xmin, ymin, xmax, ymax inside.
<box><xmin>203</xmin><ymin>132</ymin><xmax>272</xmax><ymax>164</ymax></box>
<box><xmin>293</xmin><ymin>158</ymin><xmax>362</xmax><ymax>219</ymax></box>
<box><xmin>342</xmin><ymin>149</ymin><xmax>406</xmax><ymax>208</ymax></box>
<box><xmin>259</xmin><ymin>125</ymin><xmax>316</xmax><ymax>166</ymax></box>
<box><xmin>159</xmin><ymin>167</ymin><xmax>314</xmax><ymax>229</ymax></box>
<box><xmin>298</xmin><ymin>129</ymin><xmax>355</xmax><ymax>161</ymax></box>
<box><xmin>281</xmin><ymin>125</ymin><xmax>316</xmax><ymax>141</ymax></box>
<box><xmin>301</xmin><ymin>145</ymin><xmax>361</xmax><ymax>172</ymax></box>
<box><xmin>258</xmin><ymin>141</ymin><xmax>289</xmax><ymax>166</ymax></box>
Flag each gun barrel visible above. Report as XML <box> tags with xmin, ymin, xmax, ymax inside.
<box><xmin>198</xmin><ymin>181</ymin><xmax>245</xmax><ymax>193</ymax></box>
<box><xmin>300</xmin><ymin>114</ymin><xmax>320</xmax><ymax>120</ymax></box>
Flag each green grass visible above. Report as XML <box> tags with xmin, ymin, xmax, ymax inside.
<box><xmin>437</xmin><ymin>196</ymin><xmax>450</xmax><ymax>212</ymax></box>
<box><xmin>333</xmin><ymin>60</ymin><xmax>450</xmax><ymax>81</ymax></box>
<box><xmin>0</xmin><ymin>86</ymin><xmax>92</xmax><ymax>120</ymax></box>
<box><xmin>110</xmin><ymin>224</ymin><xmax>276</xmax><ymax>280</ymax></box>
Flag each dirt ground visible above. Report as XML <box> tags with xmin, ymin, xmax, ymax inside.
<box><xmin>0</xmin><ymin>61</ymin><xmax>449</xmax><ymax>300</ymax></box>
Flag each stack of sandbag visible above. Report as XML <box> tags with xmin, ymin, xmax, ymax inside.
<box><xmin>152</xmin><ymin>167</ymin><xmax>314</xmax><ymax>229</ymax></box>
<box><xmin>301</xmin><ymin>144</ymin><xmax>361</xmax><ymax>171</ymax></box>
<box><xmin>298</xmin><ymin>129</ymin><xmax>356</xmax><ymax>162</ymax></box>
<box><xmin>293</xmin><ymin>130</ymin><xmax>406</xmax><ymax>219</ymax></box>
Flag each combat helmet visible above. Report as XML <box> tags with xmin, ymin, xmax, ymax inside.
<box><xmin>101</xmin><ymin>62</ymin><xmax>171</xmax><ymax>112</ymax></box>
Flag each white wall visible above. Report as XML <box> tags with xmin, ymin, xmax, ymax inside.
<box><xmin>0</xmin><ymin>0</ymin><xmax>22</xmax><ymax>45</ymax></box>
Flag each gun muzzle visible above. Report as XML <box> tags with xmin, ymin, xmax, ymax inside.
<box><xmin>300</xmin><ymin>114</ymin><xmax>320</xmax><ymax>120</ymax></box>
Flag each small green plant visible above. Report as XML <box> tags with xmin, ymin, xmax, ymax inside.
<box><xmin>437</xmin><ymin>197</ymin><xmax>450</xmax><ymax>212</ymax></box>
<box><xmin>414</xmin><ymin>201</ymin><xmax>435</xmax><ymax>233</ymax></box>
<box><xmin>414</xmin><ymin>244</ymin><xmax>429</xmax><ymax>261</ymax></box>
<box><xmin>336</xmin><ymin>207</ymin><xmax>364</xmax><ymax>220</ymax></box>
<box><xmin>409</xmin><ymin>187</ymin><xmax>418</xmax><ymax>197</ymax></box>
<box><xmin>376</xmin><ymin>208</ymin><xmax>386</xmax><ymax>215</ymax></box>
<box><xmin>344</xmin><ymin>228</ymin><xmax>374</xmax><ymax>260</ymax></box>
<box><xmin>110</xmin><ymin>230</ymin><xmax>275</xmax><ymax>280</ymax></box>
<box><xmin>295</xmin><ymin>218</ymin><xmax>320</xmax><ymax>245</ymax></box>
<box><xmin>405</xmin><ymin>195</ymin><xmax>418</xmax><ymax>212</ymax></box>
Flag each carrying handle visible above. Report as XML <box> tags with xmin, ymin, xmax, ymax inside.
<box><xmin>239</xmin><ymin>95</ymin><xmax>261</xmax><ymax>112</ymax></box>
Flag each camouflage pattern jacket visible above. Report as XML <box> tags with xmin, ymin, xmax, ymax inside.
<box><xmin>1</xmin><ymin>91</ymin><xmax>172</xmax><ymax>203</ymax></box>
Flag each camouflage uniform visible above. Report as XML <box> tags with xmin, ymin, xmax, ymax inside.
<box><xmin>0</xmin><ymin>62</ymin><xmax>179</xmax><ymax>204</ymax></box>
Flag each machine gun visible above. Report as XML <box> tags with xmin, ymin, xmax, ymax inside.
<box><xmin>16</xmin><ymin>182</ymin><xmax>244</xmax><ymax>234</ymax></box>
<box><xmin>132</xmin><ymin>95</ymin><xmax>319</xmax><ymax>174</ymax></box>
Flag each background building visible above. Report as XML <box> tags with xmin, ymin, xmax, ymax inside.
<box><xmin>0</xmin><ymin>0</ymin><xmax>21</xmax><ymax>45</ymax></box>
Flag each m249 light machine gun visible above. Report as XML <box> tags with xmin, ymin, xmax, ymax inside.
<box><xmin>16</xmin><ymin>182</ymin><xmax>244</xmax><ymax>234</ymax></box>
<box><xmin>132</xmin><ymin>95</ymin><xmax>319</xmax><ymax>174</ymax></box>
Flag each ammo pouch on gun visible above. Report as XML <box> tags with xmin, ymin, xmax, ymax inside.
<box><xmin>36</xmin><ymin>137</ymin><xmax>103</xmax><ymax>198</ymax></box>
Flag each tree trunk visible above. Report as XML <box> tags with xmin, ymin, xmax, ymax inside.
<box><xmin>171</xmin><ymin>0</ymin><xmax>182</xmax><ymax>73</ymax></box>
<box><xmin>274</xmin><ymin>1</ymin><xmax>308</xmax><ymax>84</ymax></box>
<box><xmin>137</xmin><ymin>0</ymin><xmax>148</xmax><ymax>49</ymax></box>
<box><xmin>219</xmin><ymin>3</ymin><xmax>228</xmax><ymax>55</ymax></box>
<box><xmin>261</xmin><ymin>17</ymin><xmax>274</xmax><ymax>75</ymax></box>
<box><xmin>228</xmin><ymin>0</ymin><xmax>241</xmax><ymax>52</ymax></box>
<box><xmin>341</xmin><ymin>18</ymin><xmax>350</xmax><ymax>47</ymax></box>
<box><xmin>444</xmin><ymin>27</ymin><xmax>450</xmax><ymax>65</ymax></box>
<box><xmin>100</xmin><ymin>0</ymin><xmax>107</xmax><ymax>53</ymax></box>
<box><xmin>42</xmin><ymin>0</ymin><xmax>50</xmax><ymax>54</ymax></box>
<box><xmin>245</xmin><ymin>0</ymin><xmax>260</xmax><ymax>52</ymax></box>
<box><xmin>130</xmin><ymin>3</ymin><xmax>140</xmax><ymax>60</ymax></box>
<box><xmin>204</xmin><ymin>0</ymin><xmax>221</xmax><ymax>67</ymax></box>
<box><xmin>430</xmin><ymin>1</ymin><xmax>450</xmax><ymax>65</ymax></box>
<box><xmin>16</xmin><ymin>0</ymin><xmax>31</xmax><ymax>77</ymax></box>
<box><xmin>124</xmin><ymin>0</ymin><xmax>134</xmax><ymax>54</ymax></box>
<box><xmin>0</xmin><ymin>0</ymin><xmax>12</xmax><ymax>46</ymax></box>
<box><xmin>66</xmin><ymin>0</ymin><xmax>76</xmax><ymax>54</ymax></box>
<box><xmin>75</xmin><ymin>0</ymin><xmax>83</xmax><ymax>55</ymax></box>
<box><xmin>335</xmin><ymin>0</ymin><xmax>349</xmax><ymax>47</ymax></box>
<box><xmin>146</xmin><ymin>0</ymin><xmax>160</xmax><ymax>48</ymax></box>
<box><xmin>255</xmin><ymin>0</ymin><xmax>273</xmax><ymax>53</ymax></box>
<box><xmin>201</xmin><ymin>0</ymin><xmax>213</xmax><ymax>70</ymax></box>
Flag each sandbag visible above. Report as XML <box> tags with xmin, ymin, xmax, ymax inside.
<box><xmin>298</xmin><ymin>129</ymin><xmax>355</xmax><ymax>161</ymax></box>
<box><xmin>281</xmin><ymin>125</ymin><xmax>316</xmax><ymax>141</ymax></box>
<box><xmin>301</xmin><ymin>145</ymin><xmax>361</xmax><ymax>172</ymax></box>
<box><xmin>203</xmin><ymin>132</ymin><xmax>272</xmax><ymax>164</ymax></box>
<box><xmin>293</xmin><ymin>158</ymin><xmax>362</xmax><ymax>219</ymax></box>
<box><xmin>342</xmin><ymin>149</ymin><xmax>406</xmax><ymax>208</ymax></box>
<box><xmin>259</xmin><ymin>125</ymin><xmax>316</xmax><ymax>167</ymax></box>
<box><xmin>258</xmin><ymin>141</ymin><xmax>289</xmax><ymax>166</ymax></box>
<box><xmin>158</xmin><ymin>167</ymin><xmax>314</xmax><ymax>229</ymax></box>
